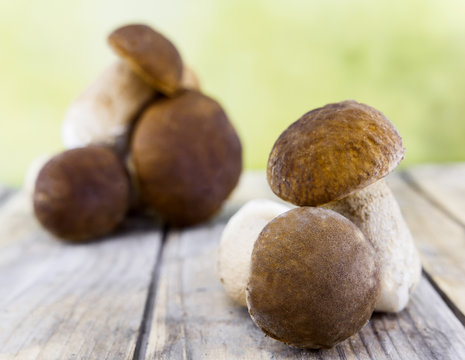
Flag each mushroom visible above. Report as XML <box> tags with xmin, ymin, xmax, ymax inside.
<box><xmin>62</xmin><ymin>60</ymin><xmax>157</xmax><ymax>149</ymax></box>
<box><xmin>247</xmin><ymin>206</ymin><xmax>380</xmax><ymax>349</ymax></box>
<box><xmin>33</xmin><ymin>146</ymin><xmax>130</xmax><ymax>242</ymax></box>
<box><xmin>130</xmin><ymin>90</ymin><xmax>242</xmax><ymax>226</ymax></box>
<box><xmin>217</xmin><ymin>199</ymin><xmax>291</xmax><ymax>306</ymax></box>
<box><xmin>267</xmin><ymin>100</ymin><xmax>421</xmax><ymax>313</ymax></box>
<box><xmin>62</xmin><ymin>24</ymin><xmax>200</xmax><ymax>150</ymax></box>
<box><xmin>108</xmin><ymin>24</ymin><xmax>184</xmax><ymax>96</ymax></box>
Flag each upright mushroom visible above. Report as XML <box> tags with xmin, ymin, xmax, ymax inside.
<box><xmin>63</xmin><ymin>24</ymin><xmax>200</xmax><ymax>150</ymax></box>
<box><xmin>267</xmin><ymin>100</ymin><xmax>421</xmax><ymax>312</ymax></box>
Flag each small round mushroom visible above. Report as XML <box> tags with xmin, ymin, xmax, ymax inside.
<box><xmin>247</xmin><ymin>207</ymin><xmax>380</xmax><ymax>349</ymax></box>
<box><xmin>130</xmin><ymin>90</ymin><xmax>242</xmax><ymax>227</ymax></box>
<box><xmin>108</xmin><ymin>24</ymin><xmax>183</xmax><ymax>96</ymax></box>
<box><xmin>33</xmin><ymin>146</ymin><xmax>130</xmax><ymax>242</ymax></box>
<box><xmin>62</xmin><ymin>60</ymin><xmax>157</xmax><ymax>149</ymax></box>
<box><xmin>217</xmin><ymin>199</ymin><xmax>291</xmax><ymax>306</ymax></box>
<box><xmin>267</xmin><ymin>100</ymin><xmax>421</xmax><ymax>313</ymax></box>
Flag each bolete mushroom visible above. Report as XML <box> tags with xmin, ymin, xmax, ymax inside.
<box><xmin>267</xmin><ymin>100</ymin><xmax>421</xmax><ymax>313</ymax></box>
<box><xmin>217</xmin><ymin>199</ymin><xmax>291</xmax><ymax>306</ymax></box>
<box><xmin>33</xmin><ymin>146</ymin><xmax>130</xmax><ymax>242</ymax></box>
<box><xmin>62</xmin><ymin>60</ymin><xmax>156</xmax><ymax>149</ymax></box>
<box><xmin>247</xmin><ymin>206</ymin><xmax>380</xmax><ymax>349</ymax></box>
<box><xmin>63</xmin><ymin>24</ymin><xmax>200</xmax><ymax>150</ymax></box>
<box><xmin>108</xmin><ymin>24</ymin><xmax>184</xmax><ymax>96</ymax></box>
<box><xmin>130</xmin><ymin>90</ymin><xmax>242</xmax><ymax>226</ymax></box>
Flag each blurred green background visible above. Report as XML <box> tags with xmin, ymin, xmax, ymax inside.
<box><xmin>1</xmin><ymin>0</ymin><xmax>465</xmax><ymax>187</ymax></box>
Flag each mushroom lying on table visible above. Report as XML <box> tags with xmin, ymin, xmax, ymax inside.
<box><xmin>33</xmin><ymin>146</ymin><xmax>130</xmax><ymax>242</ymax></box>
<box><xmin>267</xmin><ymin>100</ymin><xmax>422</xmax><ymax>313</ymax></box>
<box><xmin>247</xmin><ymin>207</ymin><xmax>380</xmax><ymax>349</ymax></box>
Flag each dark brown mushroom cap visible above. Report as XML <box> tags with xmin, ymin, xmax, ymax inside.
<box><xmin>33</xmin><ymin>146</ymin><xmax>130</xmax><ymax>242</ymax></box>
<box><xmin>246</xmin><ymin>207</ymin><xmax>380</xmax><ymax>349</ymax></box>
<box><xmin>267</xmin><ymin>100</ymin><xmax>404</xmax><ymax>206</ymax></box>
<box><xmin>108</xmin><ymin>24</ymin><xmax>183</xmax><ymax>96</ymax></box>
<box><xmin>130</xmin><ymin>90</ymin><xmax>242</xmax><ymax>227</ymax></box>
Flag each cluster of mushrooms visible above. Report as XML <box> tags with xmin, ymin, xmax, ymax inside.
<box><xmin>32</xmin><ymin>24</ymin><xmax>242</xmax><ymax>242</ymax></box>
<box><xmin>218</xmin><ymin>101</ymin><xmax>422</xmax><ymax>349</ymax></box>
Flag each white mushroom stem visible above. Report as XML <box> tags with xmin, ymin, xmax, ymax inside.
<box><xmin>62</xmin><ymin>61</ymin><xmax>201</xmax><ymax>150</ymax></box>
<box><xmin>62</xmin><ymin>60</ymin><xmax>156</xmax><ymax>149</ymax></box>
<box><xmin>217</xmin><ymin>199</ymin><xmax>291</xmax><ymax>306</ymax></box>
<box><xmin>323</xmin><ymin>179</ymin><xmax>422</xmax><ymax>313</ymax></box>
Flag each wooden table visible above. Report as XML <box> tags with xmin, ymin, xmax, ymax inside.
<box><xmin>1</xmin><ymin>164</ymin><xmax>465</xmax><ymax>359</ymax></box>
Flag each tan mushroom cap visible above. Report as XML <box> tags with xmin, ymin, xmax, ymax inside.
<box><xmin>267</xmin><ymin>100</ymin><xmax>404</xmax><ymax>206</ymax></box>
<box><xmin>33</xmin><ymin>146</ymin><xmax>130</xmax><ymax>242</ymax></box>
<box><xmin>246</xmin><ymin>207</ymin><xmax>380</xmax><ymax>349</ymax></box>
<box><xmin>130</xmin><ymin>90</ymin><xmax>242</xmax><ymax>227</ymax></box>
<box><xmin>108</xmin><ymin>24</ymin><xmax>183</xmax><ymax>96</ymax></box>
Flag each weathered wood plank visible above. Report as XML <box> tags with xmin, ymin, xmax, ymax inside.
<box><xmin>144</xmin><ymin>220</ymin><xmax>465</xmax><ymax>359</ymax></box>
<box><xmin>0</xmin><ymin>191</ymin><xmax>163</xmax><ymax>360</ymax></box>
<box><xmin>388</xmin><ymin>174</ymin><xmax>465</xmax><ymax>320</ymax></box>
<box><xmin>404</xmin><ymin>163</ymin><xmax>465</xmax><ymax>226</ymax></box>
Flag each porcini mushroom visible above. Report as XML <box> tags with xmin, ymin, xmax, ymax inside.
<box><xmin>247</xmin><ymin>207</ymin><xmax>380</xmax><ymax>349</ymax></box>
<box><xmin>108</xmin><ymin>24</ymin><xmax>184</xmax><ymax>96</ymax></box>
<box><xmin>217</xmin><ymin>199</ymin><xmax>291</xmax><ymax>306</ymax></box>
<box><xmin>62</xmin><ymin>60</ymin><xmax>156</xmax><ymax>149</ymax></box>
<box><xmin>33</xmin><ymin>146</ymin><xmax>130</xmax><ymax>242</ymax></box>
<box><xmin>130</xmin><ymin>90</ymin><xmax>242</xmax><ymax>226</ymax></box>
<box><xmin>267</xmin><ymin>100</ymin><xmax>421</xmax><ymax>312</ymax></box>
<box><xmin>63</xmin><ymin>23</ymin><xmax>201</xmax><ymax>150</ymax></box>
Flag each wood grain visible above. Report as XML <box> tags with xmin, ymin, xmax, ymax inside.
<box><xmin>388</xmin><ymin>173</ymin><xmax>465</xmax><ymax>322</ymax></box>
<box><xmin>144</xmin><ymin>218</ymin><xmax>465</xmax><ymax>359</ymax></box>
<box><xmin>2</xmin><ymin>166</ymin><xmax>465</xmax><ymax>359</ymax></box>
<box><xmin>0</xmin><ymin>191</ymin><xmax>163</xmax><ymax>360</ymax></box>
<box><xmin>404</xmin><ymin>164</ymin><xmax>465</xmax><ymax>226</ymax></box>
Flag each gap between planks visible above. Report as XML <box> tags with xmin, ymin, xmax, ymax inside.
<box><xmin>132</xmin><ymin>225</ymin><xmax>169</xmax><ymax>360</ymax></box>
<box><xmin>0</xmin><ymin>191</ymin><xmax>164</xmax><ymax>360</ymax></box>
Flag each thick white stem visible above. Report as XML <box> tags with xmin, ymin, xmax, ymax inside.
<box><xmin>324</xmin><ymin>179</ymin><xmax>422</xmax><ymax>313</ymax></box>
<box><xmin>62</xmin><ymin>60</ymin><xmax>156</xmax><ymax>149</ymax></box>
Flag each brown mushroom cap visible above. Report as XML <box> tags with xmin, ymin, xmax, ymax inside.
<box><xmin>130</xmin><ymin>90</ymin><xmax>242</xmax><ymax>227</ymax></box>
<box><xmin>246</xmin><ymin>207</ymin><xmax>380</xmax><ymax>349</ymax></box>
<box><xmin>33</xmin><ymin>146</ymin><xmax>130</xmax><ymax>242</ymax></box>
<box><xmin>108</xmin><ymin>24</ymin><xmax>183</xmax><ymax>95</ymax></box>
<box><xmin>267</xmin><ymin>100</ymin><xmax>404</xmax><ymax>206</ymax></box>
